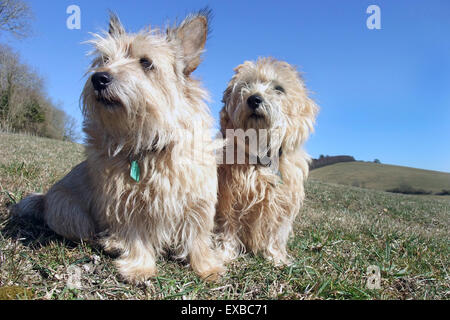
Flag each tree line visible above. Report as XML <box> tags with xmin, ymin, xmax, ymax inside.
<box><xmin>0</xmin><ymin>0</ymin><xmax>79</xmax><ymax>141</ymax></box>
<box><xmin>310</xmin><ymin>155</ymin><xmax>356</xmax><ymax>170</ymax></box>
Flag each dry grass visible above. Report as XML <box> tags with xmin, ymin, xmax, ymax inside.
<box><xmin>0</xmin><ymin>133</ymin><xmax>449</xmax><ymax>299</ymax></box>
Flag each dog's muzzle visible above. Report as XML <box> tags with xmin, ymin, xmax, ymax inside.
<box><xmin>246</xmin><ymin>94</ymin><xmax>268</xmax><ymax>122</ymax></box>
<box><xmin>91</xmin><ymin>72</ymin><xmax>120</xmax><ymax>107</ymax></box>
<box><xmin>247</xmin><ymin>94</ymin><xmax>263</xmax><ymax>110</ymax></box>
<box><xmin>92</xmin><ymin>72</ymin><xmax>112</xmax><ymax>91</ymax></box>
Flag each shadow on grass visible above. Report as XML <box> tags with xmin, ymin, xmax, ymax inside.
<box><xmin>1</xmin><ymin>207</ymin><xmax>187</xmax><ymax>268</ymax></box>
<box><xmin>0</xmin><ymin>213</ymin><xmax>78</xmax><ymax>250</ymax></box>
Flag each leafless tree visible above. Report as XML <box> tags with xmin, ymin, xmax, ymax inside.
<box><xmin>0</xmin><ymin>0</ymin><xmax>33</xmax><ymax>39</ymax></box>
<box><xmin>63</xmin><ymin>114</ymin><xmax>81</xmax><ymax>142</ymax></box>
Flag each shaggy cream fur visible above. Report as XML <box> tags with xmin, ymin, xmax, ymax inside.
<box><xmin>216</xmin><ymin>58</ymin><xmax>319</xmax><ymax>265</ymax></box>
<box><xmin>11</xmin><ymin>10</ymin><xmax>224</xmax><ymax>283</ymax></box>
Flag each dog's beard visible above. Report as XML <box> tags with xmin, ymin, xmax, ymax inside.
<box><xmin>246</xmin><ymin>110</ymin><xmax>267</xmax><ymax>130</ymax></box>
<box><xmin>230</xmin><ymin>100</ymin><xmax>286</xmax><ymax>168</ymax></box>
<box><xmin>87</xmin><ymin>81</ymin><xmax>156</xmax><ymax>121</ymax></box>
<box><xmin>83</xmin><ymin>83</ymin><xmax>183</xmax><ymax>159</ymax></box>
<box><xmin>95</xmin><ymin>91</ymin><xmax>120</xmax><ymax>108</ymax></box>
<box><xmin>233</xmin><ymin>98</ymin><xmax>284</xmax><ymax>132</ymax></box>
<box><xmin>93</xmin><ymin>83</ymin><xmax>124</xmax><ymax>109</ymax></box>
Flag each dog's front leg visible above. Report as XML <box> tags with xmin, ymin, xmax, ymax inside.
<box><xmin>113</xmin><ymin>234</ymin><xmax>157</xmax><ymax>283</ymax></box>
<box><xmin>185</xmin><ymin>204</ymin><xmax>225</xmax><ymax>281</ymax></box>
<box><xmin>188</xmin><ymin>232</ymin><xmax>225</xmax><ymax>281</ymax></box>
<box><xmin>216</xmin><ymin>224</ymin><xmax>244</xmax><ymax>263</ymax></box>
<box><xmin>263</xmin><ymin>218</ymin><xmax>294</xmax><ymax>266</ymax></box>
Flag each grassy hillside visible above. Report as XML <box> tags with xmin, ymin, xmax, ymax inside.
<box><xmin>0</xmin><ymin>133</ymin><xmax>449</xmax><ymax>299</ymax></box>
<box><xmin>310</xmin><ymin>162</ymin><xmax>450</xmax><ymax>197</ymax></box>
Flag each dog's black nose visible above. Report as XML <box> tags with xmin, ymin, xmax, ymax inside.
<box><xmin>91</xmin><ymin>72</ymin><xmax>112</xmax><ymax>91</ymax></box>
<box><xmin>247</xmin><ymin>94</ymin><xmax>264</xmax><ymax>110</ymax></box>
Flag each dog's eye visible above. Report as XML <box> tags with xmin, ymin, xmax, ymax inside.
<box><xmin>140</xmin><ymin>57</ymin><xmax>154</xmax><ymax>71</ymax></box>
<box><xmin>102</xmin><ymin>56</ymin><xmax>110</xmax><ymax>65</ymax></box>
<box><xmin>274</xmin><ymin>85</ymin><xmax>285</xmax><ymax>94</ymax></box>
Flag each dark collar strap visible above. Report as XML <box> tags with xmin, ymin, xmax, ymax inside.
<box><xmin>128</xmin><ymin>144</ymin><xmax>167</xmax><ymax>162</ymax></box>
<box><xmin>256</xmin><ymin>147</ymin><xmax>283</xmax><ymax>167</ymax></box>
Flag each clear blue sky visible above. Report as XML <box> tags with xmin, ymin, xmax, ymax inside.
<box><xmin>4</xmin><ymin>0</ymin><xmax>450</xmax><ymax>172</ymax></box>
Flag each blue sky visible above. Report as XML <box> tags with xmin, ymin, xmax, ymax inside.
<box><xmin>3</xmin><ymin>0</ymin><xmax>450</xmax><ymax>172</ymax></box>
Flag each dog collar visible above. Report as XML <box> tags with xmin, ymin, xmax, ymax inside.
<box><xmin>256</xmin><ymin>147</ymin><xmax>283</xmax><ymax>184</ymax></box>
<box><xmin>128</xmin><ymin>145</ymin><xmax>167</xmax><ymax>183</ymax></box>
<box><xmin>255</xmin><ymin>147</ymin><xmax>283</xmax><ymax>167</ymax></box>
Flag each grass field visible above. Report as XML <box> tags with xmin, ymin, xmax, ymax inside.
<box><xmin>310</xmin><ymin>162</ymin><xmax>450</xmax><ymax>198</ymax></box>
<box><xmin>0</xmin><ymin>132</ymin><xmax>449</xmax><ymax>299</ymax></box>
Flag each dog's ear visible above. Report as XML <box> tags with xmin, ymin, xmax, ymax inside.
<box><xmin>220</xmin><ymin>84</ymin><xmax>234</xmax><ymax>131</ymax></box>
<box><xmin>233</xmin><ymin>61</ymin><xmax>255</xmax><ymax>74</ymax></box>
<box><xmin>108</xmin><ymin>12</ymin><xmax>125</xmax><ymax>37</ymax></box>
<box><xmin>219</xmin><ymin>107</ymin><xmax>232</xmax><ymax>133</ymax></box>
<box><xmin>168</xmin><ymin>9</ymin><xmax>211</xmax><ymax>75</ymax></box>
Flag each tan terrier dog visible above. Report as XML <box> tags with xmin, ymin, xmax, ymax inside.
<box><xmin>216</xmin><ymin>58</ymin><xmax>318</xmax><ymax>265</ymax></box>
<box><xmin>11</xmin><ymin>10</ymin><xmax>224</xmax><ymax>282</ymax></box>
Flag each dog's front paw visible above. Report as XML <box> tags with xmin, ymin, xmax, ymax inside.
<box><xmin>115</xmin><ymin>260</ymin><xmax>157</xmax><ymax>284</ymax></box>
<box><xmin>265</xmin><ymin>252</ymin><xmax>293</xmax><ymax>267</ymax></box>
<box><xmin>197</xmin><ymin>264</ymin><xmax>226</xmax><ymax>282</ymax></box>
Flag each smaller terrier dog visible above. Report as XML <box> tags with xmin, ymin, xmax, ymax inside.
<box><xmin>216</xmin><ymin>58</ymin><xmax>318</xmax><ymax>265</ymax></box>
<box><xmin>11</xmin><ymin>11</ymin><xmax>224</xmax><ymax>282</ymax></box>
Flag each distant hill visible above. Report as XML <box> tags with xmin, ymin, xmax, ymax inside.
<box><xmin>310</xmin><ymin>162</ymin><xmax>450</xmax><ymax>197</ymax></box>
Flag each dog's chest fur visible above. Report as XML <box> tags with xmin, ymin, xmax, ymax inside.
<box><xmin>218</xmin><ymin>155</ymin><xmax>305</xmax><ymax>223</ymax></box>
<box><xmin>87</xmin><ymin>146</ymin><xmax>217</xmax><ymax>246</ymax></box>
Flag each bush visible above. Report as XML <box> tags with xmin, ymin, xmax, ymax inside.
<box><xmin>351</xmin><ymin>180</ymin><xmax>360</xmax><ymax>187</ymax></box>
<box><xmin>435</xmin><ymin>189</ymin><xmax>450</xmax><ymax>196</ymax></box>
<box><xmin>386</xmin><ymin>184</ymin><xmax>432</xmax><ymax>195</ymax></box>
